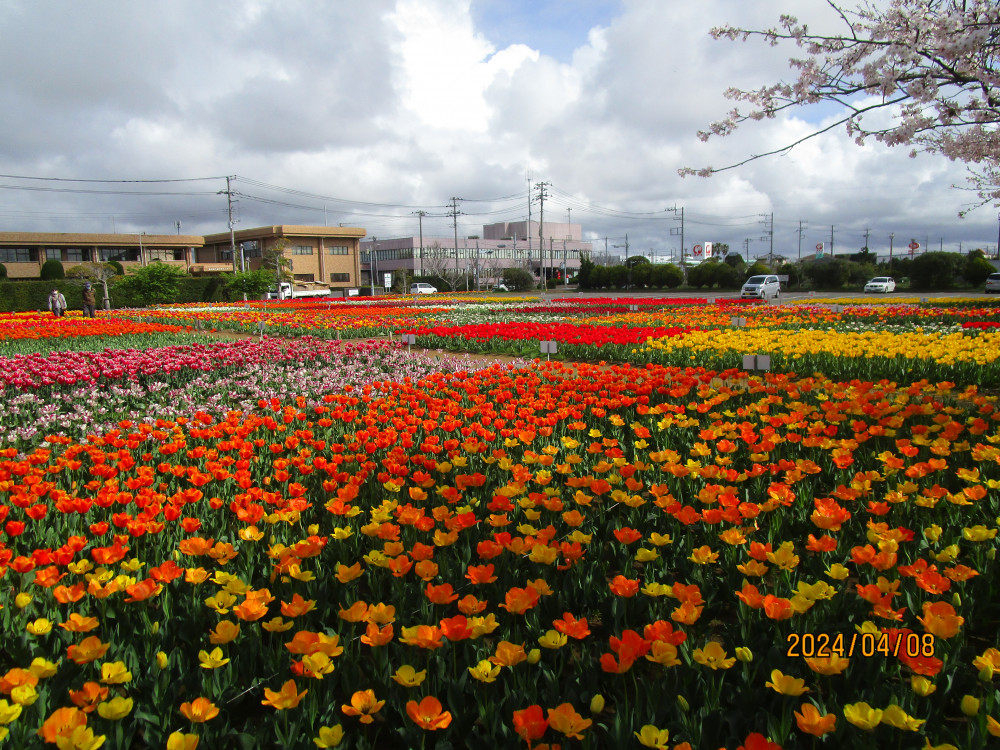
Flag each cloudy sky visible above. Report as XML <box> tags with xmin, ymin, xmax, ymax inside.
<box><xmin>1</xmin><ymin>0</ymin><xmax>996</xmax><ymax>261</ymax></box>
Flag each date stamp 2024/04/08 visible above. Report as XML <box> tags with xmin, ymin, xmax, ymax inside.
<box><xmin>785</xmin><ymin>631</ymin><xmax>937</xmax><ymax>659</ymax></box>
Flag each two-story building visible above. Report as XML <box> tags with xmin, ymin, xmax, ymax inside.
<box><xmin>0</xmin><ymin>225</ymin><xmax>367</xmax><ymax>290</ymax></box>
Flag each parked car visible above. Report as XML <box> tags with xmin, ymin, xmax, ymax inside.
<box><xmin>986</xmin><ymin>273</ymin><xmax>1000</xmax><ymax>294</ymax></box>
<box><xmin>491</xmin><ymin>283</ymin><xmax>510</xmax><ymax>292</ymax></box>
<box><xmin>864</xmin><ymin>277</ymin><xmax>896</xmax><ymax>293</ymax></box>
<box><xmin>410</xmin><ymin>283</ymin><xmax>437</xmax><ymax>294</ymax></box>
<box><xmin>741</xmin><ymin>275</ymin><xmax>781</xmax><ymax>300</ymax></box>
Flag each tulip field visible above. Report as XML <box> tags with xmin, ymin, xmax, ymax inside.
<box><xmin>3</xmin><ymin>294</ymin><xmax>1000</xmax><ymax>750</ymax></box>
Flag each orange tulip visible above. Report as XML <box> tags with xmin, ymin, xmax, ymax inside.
<box><xmin>405</xmin><ymin>696</ymin><xmax>452</xmax><ymax>730</ymax></box>
<box><xmin>512</xmin><ymin>705</ymin><xmax>549</xmax><ymax>745</ymax></box>
<box><xmin>261</xmin><ymin>679</ymin><xmax>307</xmax><ymax>710</ymax></box>
<box><xmin>37</xmin><ymin>706</ymin><xmax>87</xmax><ymax>743</ymax></box>
<box><xmin>499</xmin><ymin>586</ymin><xmax>540</xmax><ymax>614</ymax></box>
<box><xmin>795</xmin><ymin>703</ymin><xmax>837</xmax><ymax>737</ymax></box>
<box><xmin>180</xmin><ymin>697</ymin><xmax>219</xmax><ymax>723</ymax></box>
<box><xmin>547</xmin><ymin>703</ymin><xmax>592</xmax><ymax>740</ymax></box>
<box><xmin>341</xmin><ymin>690</ymin><xmax>384</xmax><ymax>724</ymax></box>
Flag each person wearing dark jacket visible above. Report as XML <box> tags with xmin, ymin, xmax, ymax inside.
<box><xmin>81</xmin><ymin>283</ymin><xmax>97</xmax><ymax>318</ymax></box>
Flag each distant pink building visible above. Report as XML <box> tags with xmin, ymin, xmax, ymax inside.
<box><xmin>360</xmin><ymin>221</ymin><xmax>591</xmax><ymax>289</ymax></box>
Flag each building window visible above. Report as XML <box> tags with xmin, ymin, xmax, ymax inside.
<box><xmin>99</xmin><ymin>248</ymin><xmax>140</xmax><ymax>262</ymax></box>
<box><xmin>147</xmin><ymin>248</ymin><xmax>184</xmax><ymax>262</ymax></box>
<box><xmin>0</xmin><ymin>248</ymin><xmax>34</xmax><ymax>263</ymax></box>
<box><xmin>328</xmin><ymin>245</ymin><xmax>349</xmax><ymax>255</ymax></box>
<box><xmin>292</xmin><ymin>245</ymin><xmax>313</xmax><ymax>255</ymax></box>
<box><xmin>66</xmin><ymin>248</ymin><xmax>85</xmax><ymax>262</ymax></box>
<box><xmin>240</xmin><ymin>240</ymin><xmax>262</xmax><ymax>258</ymax></box>
<box><xmin>219</xmin><ymin>248</ymin><xmax>233</xmax><ymax>261</ymax></box>
<box><xmin>293</xmin><ymin>273</ymin><xmax>315</xmax><ymax>282</ymax></box>
<box><xmin>46</xmin><ymin>248</ymin><xmax>62</xmax><ymax>261</ymax></box>
<box><xmin>330</xmin><ymin>272</ymin><xmax>350</xmax><ymax>283</ymax></box>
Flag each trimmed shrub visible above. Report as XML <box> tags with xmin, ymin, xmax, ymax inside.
<box><xmin>40</xmin><ymin>259</ymin><xmax>65</xmax><ymax>280</ymax></box>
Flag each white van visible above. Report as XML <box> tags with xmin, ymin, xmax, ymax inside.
<box><xmin>741</xmin><ymin>275</ymin><xmax>781</xmax><ymax>300</ymax></box>
<box><xmin>410</xmin><ymin>283</ymin><xmax>438</xmax><ymax>294</ymax></box>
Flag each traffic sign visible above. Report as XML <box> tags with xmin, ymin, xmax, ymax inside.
<box><xmin>908</xmin><ymin>241</ymin><xmax>920</xmax><ymax>250</ymax></box>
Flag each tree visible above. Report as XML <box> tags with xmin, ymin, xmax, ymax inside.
<box><xmin>41</xmin><ymin>259</ymin><xmax>65</xmax><ymax>280</ymax></box>
<box><xmin>745</xmin><ymin>261</ymin><xmax>772</xmax><ymax>277</ymax></box>
<box><xmin>0</xmin><ymin>263</ymin><xmax>6</xmax><ymax>279</ymax></box>
<box><xmin>262</xmin><ymin>239</ymin><xmax>293</xmax><ymax>284</ymax></box>
<box><xmin>682</xmin><ymin>1</ymin><xmax>1000</xmax><ymax>211</ymax></box>
<box><xmin>803</xmin><ymin>259</ymin><xmax>851</xmax><ymax>289</ymax></box>
<box><xmin>652</xmin><ymin>263</ymin><xmax>684</xmax><ymax>289</ymax></box>
<box><xmin>911</xmin><ymin>251</ymin><xmax>964</xmax><ymax>288</ymax></box>
<box><xmin>222</xmin><ymin>269</ymin><xmax>273</xmax><ymax>301</ymax></box>
<box><xmin>115</xmin><ymin>262</ymin><xmax>187</xmax><ymax>306</ymax></box>
<box><xmin>577</xmin><ymin>257</ymin><xmax>595</xmax><ymax>288</ymax></box>
<box><xmin>964</xmin><ymin>252</ymin><xmax>995</xmax><ymax>285</ymax></box>
<box><xmin>66</xmin><ymin>262</ymin><xmax>120</xmax><ymax>310</ymax></box>
<box><xmin>501</xmin><ymin>267</ymin><xmax>536</xmax><ymax>292</ymax></box>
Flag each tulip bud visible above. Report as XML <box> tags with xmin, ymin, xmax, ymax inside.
<box><xmin>979</xmin><ymin>664</ymin><xmax>994</xmax><ymax>682</ymax></box>
<box><xmin>589</xmin><ymin>694</ymin><xmax>605</xmax><ymax>714</ymax></box>
<box><xmin>527</xmin><ymin>649</ymin><xmax>541</xmax><ymax>665</ymax></box>
<box><xmin>676</xmin><ymin>695</ymin><xmax>690</xmax><ymax>712</ymax></box>
<box><xmin>14</xmin><ymin>593</ymin><xmax>32</xmax><ymax>609</ymax></box>
<box><xmin>156</xmin><ymin>652</ymin><xmax>168</xmax><ymax>670</ymax></box>
<box><xmin>961</xmin><ymin>695</ymin><xmax>980</xmax><ymax>716</ymax></box>
<box><xmin>307</xmin><ymin>524</ymin><xmax>319</xmax><ymax>536</ymax></box>
<box><xmin>735</xmin><ymin>647</ymin><xmax>753</xmax><ymax>663</ymax></box>
<box><xmin>150</xmin><ymin>621</ymin><xmax>160</xmax><ymax>635</ymax></box>
<box><xmin>953</xmin><ymin>593</ymin><xmax>962</xmax><ymax>608</ymax></box>
<box><xmin>989</xmin><ymin>548</ymin><xmax>997</xmax><ymax>561</ymax></box>
<box><xmin>911</xmin><ymin>676</ymin><xmax>936</xmax><ymax>696</ymax></box>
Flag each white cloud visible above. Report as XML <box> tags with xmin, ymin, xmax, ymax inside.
<box><xmin>0</xmin><ymin>0</ymin><xmax>994</xmax><ymax>255</ymax></box>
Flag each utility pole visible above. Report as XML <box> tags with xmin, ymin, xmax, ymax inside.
<box><xmin>449</xmin><ymin>197</ymin><xmax>462</xmax><ymax>291</ymax></box>
<box><xmin>220</xmin><ymin>176</ymin><xmax>239</xmax><ymax>272</ymax></box>
<box><xmin>889</xmin><ymin>233</ymin><xmax>895</xmax><ymax>263</ymax></box>
<box><xmin>413</xmin><ymin>210</ymin><xmax>426</xmax><ymax>290</ymax></box>
<box><xmin>863</xmin><ymin>227</ymin><xmax>871</xmax><ymax>252</ymax></box>
<box><xmin>830</xmin><ymin>225</ymin><xmax>835</xmax><ymax>258</ymax></box>
<box><xmin>369</xmin><ymin>237</ymin><xmax>377</xmax><ymax>296</ymax></box>
<box><xmin>668</xmin><ymin>205</ymin><xmax>685</xmax><ymax>279</ymax></box>
<box><xmin>537</xmin><ymin>182</ymin><xmax>549</xmax><ymax>286</ymax></box>
<box><xmin>566</xmin><ymin>207</ymin><xmax>572</xmax><ymax>237</ymax></box>
<box><xmin>526</xmin><ymin>172</ymin><xmax>532</xmax><ymax>277</ymax></box>
<box><xmin>797</xmin><ymin>220</ymin><xmax>808</xmax><ymax>261</ymax></box>
<box><xmin>760</xmin><ymin>213</ymin><xmax>774</xmax><ymax>266</ymax></box>
<box><xmin>614</xmin><ymin>235</ymin><xmax>630</xmax><ymax>289</ymax></box>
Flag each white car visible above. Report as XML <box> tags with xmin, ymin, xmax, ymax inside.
<box><xmin>410</xmin><ymin>283</ymin><xmax>437</xmax><ymax>294</ymax></box>
<box><xmin>741</xmin><ymin>275</ymin><xmax>781</xmax><ymax>300</ymax></box>
<box><xmin>864</xmin><ymin>277</ymin><xmax>896</xmax><ymax>293</ymax></box>
<box><xmin>986</xmin><ymin>273</ymin><xmax>1000</xmax><ymax>294</ymax></box>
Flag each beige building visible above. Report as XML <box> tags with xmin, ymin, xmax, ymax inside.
<box><xmin>0</xmin><ymin>232</ymin><xmax>203</xmax><ymax>279</ymax></box>
<box><xmin>201</xmin><ymin>225</ymin><xmax>366</xmax><ymax>289</ymax></box>
<box><xmin>0</xmin><ymin>225</ymin><xmax>367</xmax><ymax>289</ymax></box>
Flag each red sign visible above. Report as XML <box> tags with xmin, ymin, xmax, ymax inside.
<box><xmin>908</xmin><ymin>241</ymin><xmax>920</xmax><ymax>250</ymax></box>
<box><xmin>692</xmin><ymin>244</ymin><xmax>703</xmax><ymax>256</ymax></box>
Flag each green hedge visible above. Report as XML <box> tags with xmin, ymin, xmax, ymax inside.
<box><xmin>0</xmin><ymin>277</ymin><xmax>229</xmax><ymax>312</ymax></box>
<box><xmin>0</xmin><ymin>280</ymin><xmax>83</xmax><ymax>313</ymax></box>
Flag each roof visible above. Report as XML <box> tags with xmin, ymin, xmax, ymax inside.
<box><xmin>0</xmin><ymin>232</ymin><xmax>204</xmax><ymax>247</ymax></box>
<box><xmin>202</xmin><ymin>225</ymin><xmax>367</xmax><ymax>244</ymax></box>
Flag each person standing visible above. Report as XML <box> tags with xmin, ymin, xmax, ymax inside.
<box><xmin>81</xmin><ymin>282</ymin><xmax>97</xmax><ymax>318</ymax></box>
<box><xmin>47</xmin><ymin>288</ymin><xmax>67</xmax><ymax>318</ymax></box>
